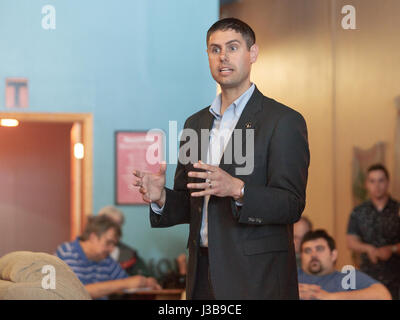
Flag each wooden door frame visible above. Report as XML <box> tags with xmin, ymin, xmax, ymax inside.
<box><xmin>0</xmin><ymin>112</ymin><xmax>93</xmax><ymax>238</ymax></box>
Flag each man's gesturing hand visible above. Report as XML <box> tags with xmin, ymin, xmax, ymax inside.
<box><xmin>187</xmin><ymin>161</ymin><xmax>244</xmax><ymax>201</ymax></box>
<box><xmin>132</xmin><ymin>162</ymin><xmax>167</xmax><ymax>207</ymax></box>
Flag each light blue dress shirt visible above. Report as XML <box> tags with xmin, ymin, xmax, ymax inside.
<box><xmin>152</xmin><ymin>83</ymin><xmax>255</xmax><ymax>247</ymax></box>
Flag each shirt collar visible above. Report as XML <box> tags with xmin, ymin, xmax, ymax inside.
<box><xmin>209</xmin><ymin>83</ymin><xmax>255</xmax><ymax>119</ymax></box>
<box><xmin>367</xmin><ymin>197</ymin><xmax>396</xmax><ymax>212</ymax></box>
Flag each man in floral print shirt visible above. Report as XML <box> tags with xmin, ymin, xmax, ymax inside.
<box><xmin>347</xmin><ymin>164</ymin><xmax>400</xmax><ymax>299</ymax></box>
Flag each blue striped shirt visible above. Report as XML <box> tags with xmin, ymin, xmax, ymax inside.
<box><xmin>56</xmin><ymin>237</ymin><xmax>128</xmax><ymax>299</ymax></box>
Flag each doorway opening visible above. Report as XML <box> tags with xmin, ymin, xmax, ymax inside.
<box><xmin>0</xmin><ymin>112</ymin><xmax>93</xmax><ymax>255</ymax></box>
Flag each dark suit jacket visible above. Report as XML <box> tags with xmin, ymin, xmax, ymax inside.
<box><xmin>150</xmin><ymin>86</ymin><xmax>310</xmax><ymax>299</ymax></box>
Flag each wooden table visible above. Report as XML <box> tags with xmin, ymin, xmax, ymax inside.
<box><xmin>112</xmin><ymin>288</ymin><xmax>185</xmax><ymax>300</ymax></box>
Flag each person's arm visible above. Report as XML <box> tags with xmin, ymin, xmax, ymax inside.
<box><xmin>347</xmin><ymin>234</ymin><xmax>375</xmax><ymax>254</ymax></box>
<box><xmin>347</xmin><ymin>234</ymin><xmax>379</xmax><ymax>264</ymax></box>
<box><xmin>328</xmin><ymin>283</ymin><xmax>392</xmax><ymax>300</ymax></box>
<box><xmin>85</xmin><ymin>279</ymin><xmax>132</xmax><ymax>299</ymax></box>
<box><xmin>300</xmin><ymin>283</ymin><xmax>392</xmax><ymax>300</ymax></box>
<box><xmin>187</xmin><ymin>111</ymin><xmax>309</xmax><ymax>225</ymax></box>
<box><xmin>235</xmin><ymin>111</ymin><xmax>310</xmax><ymax>225</ymax></box>
<box><xmin>393</xmin><ymin>243</ymin><xmax>400</xmax><ymax>254</ymax></box>
<box><xmin>346</xmin><ymin>210</ymin><xmax>381</xmax><ymax>264</ymax></box>
<box><xmin>85</xmin><ymin>275</ymin><xmax>160</xmax><ymax>299</ymax></box>
<box><xmin>374</xmin><ymin>243</ymin><xmax>400</xmax><ymax>261</ymax></box>
<box><xmin>85</xmin><ymin>276</ymin><xmax>145</xmax><ymax>299</ymax></box>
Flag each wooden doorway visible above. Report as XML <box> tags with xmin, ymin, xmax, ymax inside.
<box><xmin>0</xmin><ymin>112</ymin><xmax>92</xmax><ymax>255</ymax></box>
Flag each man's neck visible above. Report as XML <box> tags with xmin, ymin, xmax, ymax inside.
<box><xmin>220</xmin><ymin>80</ymin><xmax>251</xmax><ymax>115</ymax></box>
<box><xmin>371</xmin><ymin>194</ymin><xmax>390</xmax><ymax>211</ymax></box>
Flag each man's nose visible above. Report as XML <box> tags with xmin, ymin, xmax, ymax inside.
<box><xmin>219</xmin><ymin>49</ymin><xmax>229</xmax><ymax>62</ymax></box>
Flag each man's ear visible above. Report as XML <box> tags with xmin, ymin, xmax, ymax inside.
<box><xmin>250</xmin><ymin>44</ymin><xmax>259</xmax><ymax>64</ymax></box>
<box><xmin>88</xmin><ymin>232</ymin><xmax>98</xmax><ymax>242</ymax></box>
<box><xmin>331</xmin><ymin>249</ymin><xmax>338</xmax><ymax>263</ymax></box>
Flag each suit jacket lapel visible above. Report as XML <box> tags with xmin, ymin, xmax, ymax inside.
<box><xmin>197</xmin><ymin>108</ymin><xmax>214</xmax><ymax>163</ymax></box>
<box><xmin>219</xmin><ymin>86</ymin><xmax>264</xmax><ymax>178</ymax></box>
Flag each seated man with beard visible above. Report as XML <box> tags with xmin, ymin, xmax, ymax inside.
<box><xmin>298</xmin><ymin>229</ymin><xmax>391</xmax><ymax>300</ymax></box>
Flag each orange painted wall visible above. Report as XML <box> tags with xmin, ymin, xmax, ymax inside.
<box><xmin>222</xmin><ymin>0</ymin><xmax>400</xmax><ymax>268</ymax></box>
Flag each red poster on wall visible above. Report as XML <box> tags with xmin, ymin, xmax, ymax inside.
<box><xmin>115</xmin><ymin>131</ymin><xmax>164</xmax><ymax>205</ymax></box>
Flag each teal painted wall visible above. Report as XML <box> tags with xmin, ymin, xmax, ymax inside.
<box><xmin>0</xmin><ymin>0</ymin><xmax>219</xmax><ymax>263</ymax></box>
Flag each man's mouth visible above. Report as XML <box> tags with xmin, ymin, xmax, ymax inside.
<box><xmin>219</xmin><ymin>67</ymin><xmax>234</xmax><ymax>74</ymax></box>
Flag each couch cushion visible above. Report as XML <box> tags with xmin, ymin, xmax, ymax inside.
<box><xmin>0</xmin><ymin>251</ymin><xmax>91</xmax><ymax>300</ymax></box>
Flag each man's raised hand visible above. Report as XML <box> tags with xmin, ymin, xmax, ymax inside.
<box><xmin>132</xmin><ymin>161</ymin><xmax>167</xmax><ymax>207</ymax></box>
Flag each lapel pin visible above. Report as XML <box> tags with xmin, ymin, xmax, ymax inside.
<box><xmin>245</xmin><ymin>122</ymin><xmax>252</xmax><ymax>129</ymax></box>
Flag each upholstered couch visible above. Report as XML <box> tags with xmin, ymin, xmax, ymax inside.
<box><xmin>0</xmin><ymin>251</ymin><xmax>91</xmax><ymax>300</ymax></box>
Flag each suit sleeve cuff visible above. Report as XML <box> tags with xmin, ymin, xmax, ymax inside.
<box><xmin>235</xmin><ymin>186</ymin><xmax>245</xmax><ymax>206</ymax></box>
<box><xmin>150</xmin><ymin>202</ymin><xmax>164</xmax><ymax>215</ymax></box>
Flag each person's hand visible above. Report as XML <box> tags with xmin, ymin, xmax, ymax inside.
<box><xmin>311</xmin><ymin>287</ymin><xmax>335</xmax><ymax>300</ymax></box>
<box><xmin>365</xmin><ymin>245</ymin><xmax>379</xmax><ymax>264</ymax></box>
<box><xmin>376</xmin><ymin>246</ymin><xmax>393</xmax><ymax>261</ymax></box>
<box><xmin>176</xmin><ymin>253</ymin><xmax>187</xmax><ymax>275</ymax></box>
<box><xmin>299</xmin><ymin>283</ymin><xmax>334</xmax><ymax>300</ymax></box>
<box><xmin>299</xmin><ymin>283</ymin><xmax>321</xmax><ymax>300</ymax></box>
<box><xmin>133</xmin><ymin>162</ymin><xmax>167</xmax><ymax>207</ymax></box>
<box><xmin>187</xmin><ymin>161</ymin><xmax>244</xmax><ymax>200</ymax></box>
<box><xmin>145</xmin><ymin>277</ymin><xmax>162</xmax><ymax>290</ymax></box>
<box><xmin>123</xmin><ymin>275</ymin><xmax>148</xmax><ymax>289</ymax></box>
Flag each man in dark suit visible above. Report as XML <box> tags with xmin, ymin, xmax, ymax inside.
<box><xmin>133</xmin><ymin>18</ymin><xmax>310</xmax><ymax>299</ymax></box>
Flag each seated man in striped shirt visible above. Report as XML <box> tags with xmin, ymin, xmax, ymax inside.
<box><xmin>56</xmin><ymin>215</ymin><xmax>161</xmax><ymax>299</ymax></box>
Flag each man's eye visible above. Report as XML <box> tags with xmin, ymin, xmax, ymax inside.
<box><xmin>212</xmin><ymin>47</ymin><xmax>220</xmax><ymax>54</ymax></box>
<box><xmin>229</xmin><ymin>46</ymin><xmax>237</xmax><ymax>51</ymax></box>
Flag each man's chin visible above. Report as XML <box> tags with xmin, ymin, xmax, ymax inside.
<box><xmin>93</xmin><ymin>254</ymin><xmax>108</xmax><ymax>262</ymax></box>
<box><xmin>215</xmin><ymin>79</ymin><xmax>235</xmax><ymax>88</ymax></box>
<box><xmin>307</xmin><ymin>265</ymin><xmax>322</xmax><ymax>275</ymax></box>
<box><xmin>374</xmin><ymin>193</ymin><xmax>388</xmax><ymax>200</ymax></box>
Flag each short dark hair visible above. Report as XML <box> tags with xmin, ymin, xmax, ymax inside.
<box><xmin>300</xmin><ymin>229</ymin><xmax>336</xmax><ymax>252</ymax></box>
<box><xmin>80</xmin><ymin>215</ymin><xmax>122</xmax><ymax>241</ymax></box>
<box><xmin>207</xmin><ymin>18</ymin><xmax>256</xmax><ymax>50</ymax></box>
<box><xmin>367</xmin><ymin>163</ymin><xmax>390</xmax><ymax>180</ymax></box>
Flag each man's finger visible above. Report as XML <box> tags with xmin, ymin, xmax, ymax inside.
<box><xmin>132</xmin><ymin>170</ymin><xmax>144</xmax><ymax>178</ymax></box>
<box><xmin>188</xmin><ymin>171</ymin><xmax>208</xmax><ymax>179</ymax></box>
<box><xmin>133</xmin><ymin>179</ymin><xmax>143</xmax><ymax>187</ymax></box>
<box><xmin>187</xmin><ymin>182</ymin><xmax>209</xmax><ymax>190</ymax></box>
<box><xmin>159</xmin><ymin>161</ymin><xmax>167</xmax><ymax>175</ymax></box>
<box><xmin>190</xmin><ymin>189</ymin><xmax>215</xmax><ymax>197</ymax></box>
<box><xmin>139</xmin><ymin>186</ymin><xmax>147</xmax><ymax>194</ymax></box>
<box><xmin>193</xmin><ymin>161</ymin><xmax>217</xmax><ymax>172</ymax></box>
<box><xmin>143</xmin><ymin>194</ymin><xmax>151</xmax><ymax>203</ymax></box>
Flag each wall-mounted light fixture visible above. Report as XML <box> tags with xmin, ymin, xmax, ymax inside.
<box><xmin>74</xmin><ymin>142</ymin><xmax>84</xmax><ymax>159</ymax></box>
<box><xmin>0</xmin><ymin>119</ymin><xmax>19</xmax><ymax>127</ymax></box>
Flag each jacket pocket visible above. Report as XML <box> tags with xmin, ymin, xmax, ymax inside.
<box><xmin>243</xmin><ymin>234</ymin><xmax>289</xmax><ymax>255</ymax></box>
